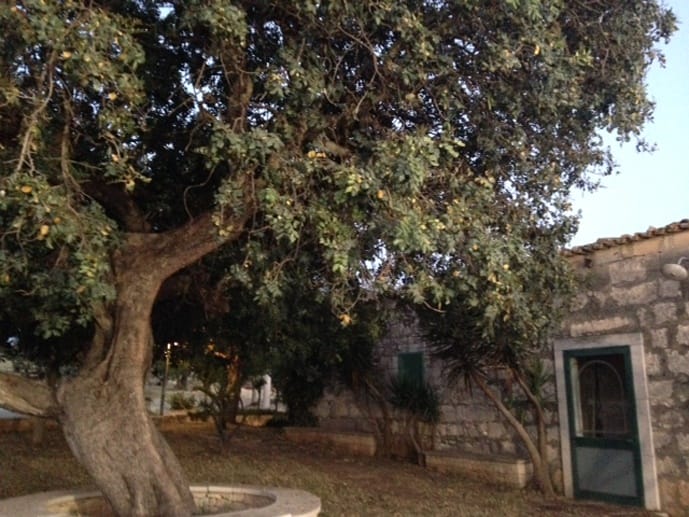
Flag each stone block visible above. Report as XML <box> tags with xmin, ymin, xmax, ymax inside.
<box><xmin>348</xmin><ymin>404</ymin><xmax>364</xmax><ymax>420</ymax></box>
<box><xmin>656</xmin><ymin>456</ymin><xmax>681</xmax><ymax>476</ymax></box>
<box><xmin>541</xmin><ymin>382</ymin><xmax>556</xmax><ymax>399</ymax></box>
<box><xmin>592</xmin><ymin>291</ymin><xmax>608</xmax><ymax>308</ymax></box>
<box><xmin>652</xmin><ymin>430</ymin><xmax>673</xmax><ymax>449</ymax></box>
<box><xmin>658</xmin><ymin>480</ymin><xmax>676</xmax><ymax>514</ymax></box>
<box><xmin>659</xmin><ymin>279</ymin><xmax>682</xmax><ymax>298</ymax></box>
<box><xmin>649</xmin><ymin>381</ymin><xmax>674</xmax><ymax>406</ymax></box>
<box><xmin>676</xmin><ymin>381</ymin><xmax>689</xmax><ymax>404</ymax></box>
<box><xmin>679</xmin><ymin>480</ymin><xmax>689</xmax><ymax>511</ymax></box>
<box><xmin>608</xmin><ymin>258</ymin><xmax>649</xmax><ymax>285</ymax></box>
<box><xmin>545</xmin><ymin>444</ymin><xmax>559</xmax><ymax>464</ymax></box>
<box><xmin>677</xmin><ymin>325</ymin><xmax>689</xmax><ymax>346</ymax></box>
<box><xmin>658</xmin><ymin>409</ymin><xmax>685</xmax><ymax>428</ymax></box>
<box><xmin>658</xmin><ymin>478</ymin><xmax>689</xmax><ymax>517</ymax></box>
<box><xmin>463</xmin><ymin>423</ymin><xmax>481</xmax><ymax>438</ymax></box>
<box><xmin>332</xmin><ymin>399</ymin><xmax>350</xmax><ymax>418</ymax></box>
<box><xmin>583</xmin><ymin>270</ymin><xmax>610</xmax><ymax>290</ymax></box>
<box><xmin>486</xmin><ymin>422</ymin><xmax>506</xmax><ymax>440</ymax></box>
<box><xmin>667</xmin><ymin>350</ymin><xmax>689</xmax><ymax>375</ymax></box>
<box><xmin>644</xmin><ymin>352</ymin><xmax>663</xmax><ymax>376</ymax></box>
<box><xmin>652</xmin><ymin>302</ymin><xmax>677</xmax><ymax>325</ymax></box>
<box><xmin>314</xmin><ymin>399</ymin><xmax>331</xmax><ymax>419</ymax></box>
<box><xmin>650</xmin><ymin>328</ymin><xmax>669</xmax><ymax>350</ymax></box>
<box><xmin>473</xmin><ymin>405</ymin><xmax>499</xmax><ymax>422</ymax></box>
<box><xmin>676</xmin><ymin>433</ymin><xmax>689</xmax><ymax>453</ymax></box>
<box><xmin>570</xmin><ymin>292</ymin><xmax>589</xmax><ymax>311</ymax></box>
<box><xmin>610</xmin><ymin>282</ymin><xmax>656</xmax><ymax>306</ymax></box>
<box><xmin>636</xmin><ymin>307</ymin><xmax>652</xmax><ymax>327</ymax></box>
<box><xmin>425</xmin><ymin>450</ymin><xmax>533</xmax><ymax>489</ymax></box>
<box><xmin>569</xmin><ymin>316</ymin><xmax>634</xmax><ymax>337</ymax></box>
<box><xmin>546</xmin><ymin>426</ymin><xmax>561</xmax><ymax>443</ymax></box>
<box><xmin>439</xmin><ymin>404</ymin><xmax>455</xmax><ymax>419</ymax></box>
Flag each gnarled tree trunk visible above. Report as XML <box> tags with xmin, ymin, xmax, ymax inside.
<box><xmin>59</xmin><ymin>371</ymin><xmax>195</xmax><ymax>516</ymax></box>
<box><xmin>57</xmin><ymin>268</ymin><xmax>196</xmax><ymax>516</ymax></box>
<box><xmin>0</xmin><ymin>210</ymin><xmax>252</xmax><ymax>516</ymax></box>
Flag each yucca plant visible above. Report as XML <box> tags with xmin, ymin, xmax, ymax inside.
<box><xmin>388</xmin><ymin>374</ymin><xmax>440</xmax><ymax>465</ymax></box>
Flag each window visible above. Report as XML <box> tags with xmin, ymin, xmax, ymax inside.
<box><xmin>398</xmin><ymin>352</ymin><xmax>424</xmax><ymax>385</ymax></box>
<box><xmin>570</xmin><ymin>354</ymin><xmax>630</xmax><ymax>439</ymax></box>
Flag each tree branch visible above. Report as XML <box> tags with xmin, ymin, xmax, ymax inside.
<box><xmin>0</xmin><ymin>372</ymin><xmax>59</xmax><ymax>418</ymax></box>
<box><xmin>472</xmin><ymin>371</ymin><xmax>554</xmax><ymax>496</ymax></box>
<box><xmin>120</xmin><ymin>211</ymin><xmax>238</xmax><ymax>282</ymax></box>
<box><xmin>82</xmin><ymin>181</ymin><xmax>152</xmax><ymax>233</ymax></box>
<box><xmin>119</xmin><ymin>175</ymin><xmax>257</xmax><ymax>283</ymax></box>
<box><xmin>513</xmin><ymin>368</ymin><xmax>550</xmax><ymax>480</ymax></box>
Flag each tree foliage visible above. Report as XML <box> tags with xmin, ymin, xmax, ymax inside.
<box><xmin>0</xmin><ymin>0</ymin><xmax>676</xmax><ymax>335</ymax></box>
<box><xmin>266</xmin><ymin>280</ymin><xmax>387</xmax><ymax>426</ymax></box>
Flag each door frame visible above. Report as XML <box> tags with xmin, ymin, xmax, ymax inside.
<box><xmin>554</xmin><ymin>333</ymin><xmax>660</xmax><ymax>510</ymax></box>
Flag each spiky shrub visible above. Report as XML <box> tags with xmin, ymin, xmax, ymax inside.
<box><xmin>388</xmin><ymin>375</ymin><xmax>440</xmax><ymax>424</ymax></box>
<box><xmin>388</xmin><ymin>374</ymin><xmax>440</xmax><ymax>464</ymax></box>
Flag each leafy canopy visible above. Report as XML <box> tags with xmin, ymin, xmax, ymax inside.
<box><xmin>0</xmin><ymin>1</ymin><xmax>676</xmax><ymax>343</ymax></box>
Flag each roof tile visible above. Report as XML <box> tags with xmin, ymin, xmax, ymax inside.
<box><xmin>566</xmin><ymin>219</ymin><xmax>689</xmax><ymax>256</ymax></box>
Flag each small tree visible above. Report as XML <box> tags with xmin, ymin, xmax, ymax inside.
<box><xmin>191</xmin><ymin>340</ymin><xmax>245</xmax><ymax>446</ymax></box>
<box><xmin>153</xmin><ymin>269</ymin><xmax>274</xmax><ymax>444</ymax></box>
<box><xmin>417</xmin><ymin>238</ymin><xmax>575</xmax><ymax>496</ymax></box>
<box><xmin>336</xmin><ymin>303</ymin><xmax>395</xmax><ymax>456</ymax></box>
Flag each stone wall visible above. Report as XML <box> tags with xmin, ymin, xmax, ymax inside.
<box><xmin>314</xmin><ymin>310</ymin><xmax>561</xmax><ymax>472</ymax></box>
<box><xmin>561</xmin><ymin>231</ymin><xmax>689</xmax><ymax>516</ymax></box>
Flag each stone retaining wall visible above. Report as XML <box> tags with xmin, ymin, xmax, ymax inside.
<box><xmin>425</xmin><ymin>450</ymin><xmax>533</xmax><ymax>489</ymax></box>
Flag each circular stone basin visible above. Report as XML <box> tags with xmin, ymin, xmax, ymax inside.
<box><xmin>0</xmin><ymin>485</ymin><xmax>321</xmax><ymax>517</ymax></box>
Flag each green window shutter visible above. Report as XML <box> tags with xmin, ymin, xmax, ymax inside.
<box><xmin>398</xmin><ymin>352</ymin><xmax>424</xmax><ymax>385</ymax></box>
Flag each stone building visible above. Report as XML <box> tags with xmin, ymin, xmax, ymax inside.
<box><xmin>558</xmin><ymin>219</ymin><xmax>689</xmax><ymax>516</ymax></box>
<box><xmin>314</xmin><ymin>219</ymin><xmax>689</xmax><ymax>516</ymax></box>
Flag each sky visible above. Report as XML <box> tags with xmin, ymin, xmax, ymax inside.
<box><xmin>569</xmin><ymin>0</ymin><xmax>689</xmax><ymax>247</ymax></box>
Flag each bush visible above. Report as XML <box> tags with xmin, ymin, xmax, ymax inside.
<box><xmin>264</xmin><ymin>413</ymin><xmax>291</xmax><ymax>428</ymax></box>
<box><xmin>388</xmin><ymin>376</ymin><xmax>440</xmax><ymax>424</ymax></box>
<box><xmin>169</xmin><ymin>392</ymin><xmax>196</xmax><ymax>410</ymax></box>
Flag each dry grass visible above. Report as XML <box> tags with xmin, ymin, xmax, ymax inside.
<box><xmin>0</xmin><ymin>421</ymin><xmax>656</xmax><ymax>516</ymax></box>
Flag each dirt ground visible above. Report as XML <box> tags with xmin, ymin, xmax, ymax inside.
<box><xmin>0</xmin><ymin>420</ymin><xmax>660</xmax><ymax>516</ymax></box>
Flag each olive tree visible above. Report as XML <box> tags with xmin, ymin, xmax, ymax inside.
<box><xmin>0</xmin><ymin>1</ymin><xmax>674</xmax><ymax>514</ymax></box>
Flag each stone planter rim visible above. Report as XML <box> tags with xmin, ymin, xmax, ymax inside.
<box><xmin>0</xmin><ymin>484</ymin><xmax>321</xmax><ymax>517</ymax></box>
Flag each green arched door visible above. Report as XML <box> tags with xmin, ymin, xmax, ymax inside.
<box><xmin>563</xmin><ymin>346</ymin><xmax>644</xmax><ymax>507</ymax></box>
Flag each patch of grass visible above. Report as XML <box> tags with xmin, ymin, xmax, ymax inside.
<box><xmin>0</xmin><ymin>422</ymin><xmax>655</xmax><ymax>516</ymax></box>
